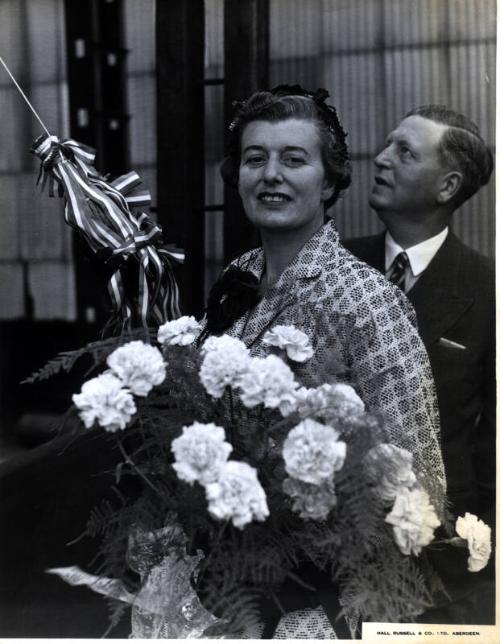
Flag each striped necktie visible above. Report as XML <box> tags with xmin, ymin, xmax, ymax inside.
<box><xmin>387</xmin><ymin>251</ymin><xmax>409</xmax><ymax>291</ymax></box>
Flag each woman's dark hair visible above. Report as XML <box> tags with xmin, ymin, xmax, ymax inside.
<box><xmin>220</xmin><ymin>85</ymin><xmax>351</xmax><ymax>209</ymax></box>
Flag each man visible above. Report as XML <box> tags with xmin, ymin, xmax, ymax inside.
<box><xmin>344</xmin><ymin>105</ymin><xmax>495</xmax><ymax>623</ymax></box>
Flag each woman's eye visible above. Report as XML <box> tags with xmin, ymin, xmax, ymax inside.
<box><xmin>284</xmin><ymin>156</ymin><xmax>305</xmax><ymax>166</ymax></box>
<box><xmin>245</xmin><ymin>155</ymin><xmax>265</xmax><ymax>166</ymax></box>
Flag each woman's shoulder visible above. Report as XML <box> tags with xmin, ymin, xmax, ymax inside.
<box><xmin>318</xmin><ymin>246</ymin><xmax>418</xmax><ymax>325</ymax></box>
<box><xmin>227</xmin><ymin>247</ymin><xmax>263</xmax><ymax>271</ymax></box>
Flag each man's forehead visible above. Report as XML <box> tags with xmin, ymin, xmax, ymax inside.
<box><xmin>391</xmin><ymin>115</ymin><xmax>448</xmax><ymax>147</ymax></box>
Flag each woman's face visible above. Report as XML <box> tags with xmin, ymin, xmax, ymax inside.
<box><xmin>238</xmin><ymin>119</ymin><xmax>334</xmax><ymax>236</ymax></box>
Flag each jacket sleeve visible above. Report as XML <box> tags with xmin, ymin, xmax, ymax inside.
<box><xmin>474</xmin><ymin>334</ymin><xmax>496</xmax><ymax>524</ymax></box>
<box><xmin>345</xmin><ymin>289</ymin><xmax>446</xmax><ymax>517</ymax></box>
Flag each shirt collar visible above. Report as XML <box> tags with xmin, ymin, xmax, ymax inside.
<box><xmin>242</xmin><ymin>219</ymin><xmax>340</xmax><ymax>282</ymax></box>
<box><xmin>385</xmin><ymin>227</ymin><xmax>449</xmax><ymax>276</ymax></box>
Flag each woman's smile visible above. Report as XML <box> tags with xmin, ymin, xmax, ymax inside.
<box><xmin>238</xmin><ymin>118</ymin><xmax>334</xmax><ymax>237</ymax></box>
<box><xmin>258</xmin><ymin>191</ymin><xmax>292</xmax><ymax>205</ymax></box>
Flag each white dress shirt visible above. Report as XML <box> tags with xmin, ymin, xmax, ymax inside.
<box><xmin>384</xmin><ymin>227</ymin><xmax>449</xmax><ymax>292</ymax></box>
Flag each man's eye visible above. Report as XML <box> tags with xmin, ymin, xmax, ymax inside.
<box><xmin>399</xmin><ymin>146</ymin><xmax>413</xmax><ymax>158</ymax></box>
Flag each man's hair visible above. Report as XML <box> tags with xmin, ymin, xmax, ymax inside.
<box><xmin>406</xmin><ymin>105</ymin><xmax>494</xmax><ymax>208</ymax></box>
<box><xmin>221</xmin><ymin>86</ymin><xmax>351</xmax><ymax>209</ymax></box>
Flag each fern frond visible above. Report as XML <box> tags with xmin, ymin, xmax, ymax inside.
<box><xmin>86</xmin><ymin>499</ymin><xmax>121</xmax><ymax>538</ymax></box>
<box><xmin>339</xmin><ymin>544</ymin><xmax>433</xmax><ymax>623</ymax></box>
<box><xmin>22</xmin><ymin>348</ymin><xmax>90</xmax><ymax>383</ymax></box>
<box><xmin>23</xmin><ymin>328</ymin><xmax>153</xmax><ymax>383</ymax></box>
<box><xmin>102</xmin><ymin>597</ymin><xmax>130</xmax><ymax>637</ymax></box>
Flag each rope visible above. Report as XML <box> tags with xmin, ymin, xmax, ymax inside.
<box><xmin>0</xmin><ymin>54</ymin><xmax>51</xmax><ymax>137</ymax></box>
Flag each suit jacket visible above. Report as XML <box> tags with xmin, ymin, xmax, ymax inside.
<box><xmin>220</xmin><ymin>221</ymin><xmax>446</xmax><ymax>513</ymax></box>
<box><xmin>344</xmin><ymin>232</ymin><xmax>495</xmax><ymax>521</ymax></box>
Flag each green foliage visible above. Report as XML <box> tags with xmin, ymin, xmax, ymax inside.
<box><xmin>59</xmin><ymin>332</ymin><xmax>446</xmax><ymax>633</ymax></box>
<box><xmin>103</xmin><ymin>598</ymin><xmax>130</xmax><ymax>637</ymax></box>
<box><xmin>22</xmin><ymin>347</ymin><xmax>91</xmax><ymax>383</ymax></box>
<box><xmin>86</xmin><ymin>498</ymin><xmax>121</xmax><ymax>539</ymax></box>
<box><xmin>338</xmin><ymin>541</ymin><xmax>433</xmax><ymax>623</ymax></box>
<box><xmin>23</xmin><ymin>328</ymin><xmax>151</xmax><ymax>383</ymax></box>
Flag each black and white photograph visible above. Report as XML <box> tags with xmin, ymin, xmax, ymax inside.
<box><xmin>0</xmin><ymin>0</ymin><xmax>496</xmax><ymax>640</ymax></box>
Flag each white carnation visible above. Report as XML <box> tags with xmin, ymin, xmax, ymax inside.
<box><xmin>200</xmin><ymin>334</ymin><xmax>246</xmax><ymax>355</ymax></box>
<box><xmin>205</xmin><ymin>461</ymin><xmax>269</xmax><ymax>529</ymax></box>
<box><xmin>455</xmin><ymin>512</ymin><xmax>492</xmax><ymax>572</ymax></box>
<box><xmin>296</xmin><ymin>383</ymin><xmax>365</xmax><ymax>426</ymax></box>
<box><xmin>295</xmin><ymin>385</ymin><xmax>330</xmax><ymax>419</ymax></box>
<box><xmin>107</xmin><ymin>340</ymin><xmax>166</xmax><ymax>396</ymax></box>
<box><xmin>385</xmin><ymin>487</ymin><xmax>440</xmax><ymax>556</ymax></box>
<box><xmin>262</xmin><ymin>324</ymin><xmax>314</xmax><ymax>362</ymax></box>
<box><xmin>158</xmin><ymin>316</ymin><xmax>201</xmax><ymax>346</ymax></box>
<box><xmin>72</xmin><ymin>372</ymin><xmax>136</xmax><ymax>432</ymax></box>
<box><xmin>199</xmin><ymin>336</ymin><xmax>250</xmax><ymax>398</ymax></box>
<box><xmin>283</xmin><ymin>419</ymin><xmax>346</xmax><ymax>485</ymax></box>
<box><xmin>283</xmin><ymin>477</ymin><xmax>337</xmax><ymax>521</ymax></box>
<box><xmin>364</xmin><ymin>443</ymin><xmax>417</xmax><ymax>502</ymax></box>
<box><xmin>238</xmin><ymin>354</ymin><xmax>299</xmax><ymax>415</ymax></box>
<box><xmin>171</xmin><ymin>422</ymin><xmax>232</xmax><ymax>485</ymax></box>
<box><xmin>325</xmin><ymin>382</ymin><xmax>365</xmax><ymax>418</ymax></box>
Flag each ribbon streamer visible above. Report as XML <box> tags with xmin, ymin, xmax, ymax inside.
<box><xmin>31</xmin><ymin>133</ymin><xmax>183</xmax><ymax>331</ymax></box>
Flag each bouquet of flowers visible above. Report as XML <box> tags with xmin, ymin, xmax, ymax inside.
<box><xmin>40</xmin><ymin>318</ymin><xmax>491</xmax><ymax>638</ymax></box>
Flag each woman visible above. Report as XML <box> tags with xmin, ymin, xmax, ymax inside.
<box><xmin>203</xmin><ymin>85</ymin><xmax>446</xmax><ymax>637</ymax></box>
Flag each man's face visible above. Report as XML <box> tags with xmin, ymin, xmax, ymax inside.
<box><xmin>369</xmin><ymin>115</ymin><xmax>450</xmax><ymax>221</ymax></box>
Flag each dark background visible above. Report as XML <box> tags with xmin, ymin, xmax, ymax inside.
<box><xmin>0</xmin><ymin>0</ymin><xmax>495</xmax><ymax>637</ymax></box>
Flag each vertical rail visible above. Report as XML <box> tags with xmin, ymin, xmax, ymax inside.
<box><xmin>156</xmin><ymin>0</ymin><xmax>205</xmax><ymax>316</ymax></box>
<box><xmin>64</xmin><ymin>0</ymin><xmax>129</xmax><ymax>324</ymax></box>
<box><xmin>223</xmin><ymin>0</ymin><xmax>269</xmax><ymax>263</ymax></box>
<box><xmin>97</xmin><ymin>0</ymin><xmax>130</xmax><ymax>176</ymax></box>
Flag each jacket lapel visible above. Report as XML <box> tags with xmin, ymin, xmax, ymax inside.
<box><xmin>407</xmin><ymin>233</ymin><xmax>473</xmax><ymax>347</ymax></box>
<box><xmin>240</xmin><ymin>224</ymin><xmax>331</xmax><ymax>349</ymax></box>
<box><xmin>240</xmin><ymin>280</ymin><xmax>299</xmax><ymax>349</ymax></box>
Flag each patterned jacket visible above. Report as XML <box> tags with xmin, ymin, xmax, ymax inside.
<box><xmin>222</xmin><ymin>220</ymin><xmax>446</xmax><ymax>511</ymax></box>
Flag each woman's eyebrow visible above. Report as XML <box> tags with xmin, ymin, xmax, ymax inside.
<box><xmin>241</xmin><ymin>144</ymin><xmax>309</xmax><ymax>155</ymax></box>
<box><xmin>241</xmin><ymin>144</ymin><xmax>266</xmax><ymax>154</ymax></box>
<box><xmin>282</xmin><ymin>146</ymin><xmax>308</xmax><ymax>154</ymax></box>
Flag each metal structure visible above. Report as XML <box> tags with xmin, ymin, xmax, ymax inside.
<box><xmin>155</xmin><ymin>0</ymin><xmax>269</xmax><ymax>315</ymax></box>
<box><xmin>223</xmin><ymin>0</ymin><xmax>269</xmax><ymax>264</ymax></box>
<box><xmin>64</xmin><ymin>0</ymin><xmax>129</xmax><ymax>325</ymax></box>
<box><xmin>156</xmin><ymin>0</ymin><xmax>205</xmax><ymax>317</ymax></box>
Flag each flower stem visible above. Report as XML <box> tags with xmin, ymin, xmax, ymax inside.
<box><xmin>228</xmin><ymin>389</ymin><xmax>236</xmax><ymax>444</ymax></box>
<box><xmin>195</xmin><ymin>520</ymin><xmax>229</xmax><ymax>587</ymax></box>
<box><xmin>117</xmin><ymin>439</ymin><xmax>163</xmax><ymax>499</ymax></box>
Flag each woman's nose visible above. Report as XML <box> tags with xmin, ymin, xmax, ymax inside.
<box><xmin>263</xmin><ymin>158</ymin><xmax>283</xmax><ymax>183</ymax></box>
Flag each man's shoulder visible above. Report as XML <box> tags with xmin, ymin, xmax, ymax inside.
<box><xmin>446</xmin><ymin>234</ymin><xmax>494</xmax><ymax>285</ymax></box>
<box><xmin>342</xmin><ymin>233</ymin><xmax>384</xmax><ymax>255</ymax></box>
<box><xmin>454</xmin><ymin>236</ymin><xmax>494</xmax><ymax>270</ymax></box>
<box><xmin>341</xmin><ymin>232</ymin><xmax>385</xmax><ymax>272</ymax></box>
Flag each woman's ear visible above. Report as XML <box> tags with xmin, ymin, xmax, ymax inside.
<box><xmin>321</xmin><ymin>179</ymin><xmax>335</xmax><ymax>203</ymax></box>
<box><xmin>437</xmin><ymin>170</ymin><xmax>463</xmax><ymax>204</ymax></box>
<box><xmin>220</xmin><ymin>156</ymin><xmax>240</xmax><ymax>189</ymax></box>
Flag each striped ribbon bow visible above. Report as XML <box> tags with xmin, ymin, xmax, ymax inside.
<box><xmin>31</xmin><ymin>133</ymin><xmax>183</xmax><ymax>332</ymax></box>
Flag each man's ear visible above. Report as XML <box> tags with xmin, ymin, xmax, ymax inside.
<box><xmin>437</xmin><ymin>170</ymin><xmax>463</xmax><ymax>204</ymax></box>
